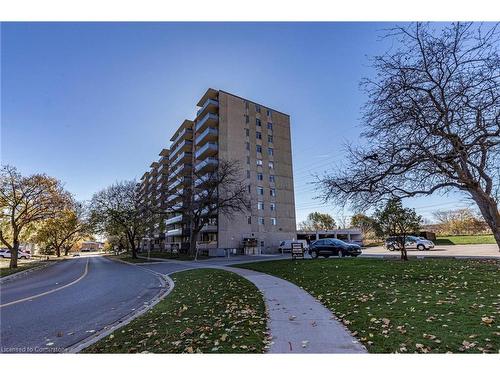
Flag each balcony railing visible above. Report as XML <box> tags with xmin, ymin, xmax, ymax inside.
<box><xmin>171</xmin><ymin>127</ymin><xmax>193</xmax><ymax>146</ymax></box>
<box><xmin>196</xmin><ymin>99</ymin><xmax>219</xmax><ymax>118</ymax></box>
<box><xmin>195</xmin><ymin>113</ymin><xmax>219</xmax><ymax>133</ymax></box>
<box><xmin>195</xmin><ymin>142</ymin><xmax>218</xmax><ymax>160</ymax></box>
<box><xmin>165</xmin><ymin>215</ymin><xmax>183</xmax><ymax>225</ymax></box>
<box><xmin>194</xmin><ymin>157</ymin><xmax>218</xmax><ymax>173</ymax></box>
<box><xmin>170</xmin><ymin>151</ymin><xmax>192</xmax><ymax>169</ymax></box>
<box><xmin>195</xmin><ymin>127</ymin><xmax>218</xmax><ymax>146</ymax></box>
<box><xmin>169</xmin><ymin>139</ymin><xmax>193</xmax><ymax>160</ymax></box>
<box><xmin>166</xmin><ymin>228</ymin><xmax>183</xmax><ymax>237</ymax></box>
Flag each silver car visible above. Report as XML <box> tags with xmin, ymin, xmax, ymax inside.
<box><xmin>385</xmin><ymin>236</ymin><xmax>435</xmax><ymax>251</ymax></box>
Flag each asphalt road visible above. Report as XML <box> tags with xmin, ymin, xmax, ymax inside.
<box><xmin>0</xmin><ymin>255</ymin><xmax>168</xmax><ymax>353</ymax></box>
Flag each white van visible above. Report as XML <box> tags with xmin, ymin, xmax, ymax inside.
<box><xmin>278</xmin><ymin>240</ymin><xmax>309</xmax><ymax>253</ymax></box>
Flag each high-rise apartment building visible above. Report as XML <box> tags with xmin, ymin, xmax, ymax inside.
<box><xmin>138</xmin><ymin>89</ymin><xmax>296</xmax><ymax>255</ymax></box>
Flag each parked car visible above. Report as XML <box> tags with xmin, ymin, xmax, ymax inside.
<box><xmin>308</xmin><ymin>239</ymin><xmax>362</xmax><ymax>258</ymax></box>
<box><xmin>0</xmin><ymin>248</ymin><xmax>32</xmax><ymax>259</ymax></box>
<box><xmin>384</xmin><ymin>236</ymin><xmax>435</xmax><ymax>251</ymax></box>
<box><xmin>279</xmin><ymin>240</ymin><xmax>309</xmax><ymax>253</ymax></box>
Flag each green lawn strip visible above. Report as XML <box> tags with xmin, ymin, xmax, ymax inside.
<box><xmin>139</xmin><ymin>252</ymin><xmax>210</xmax><ymax>261</ymax></box>
<box><xmin>236</xmin><ymin>258</ymin><xmax>500</xmax><ymax>353</ymax></box>
<box><xmin>84</xmin><ymin>268</ymin><xmax>268</xmax><ymax>353</ymax></box>
<box><xmin>0</xmin><ymin>259</ymin><xmax>57</xmax><ymax>278</ymax></box>
<box><xmin>434</xmin><ymin>235</ymin><xmax>496</xmax><ymax>245</ymax></box>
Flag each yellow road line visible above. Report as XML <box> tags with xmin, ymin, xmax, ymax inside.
<box><xmin>0</xmin><ymin>258</ymin><xmax>90</xmax><ymax>308</ymax></box>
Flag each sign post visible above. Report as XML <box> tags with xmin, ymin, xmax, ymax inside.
<box><xmin>291</xmin><ymin>242</ymin><xmax>304</xmax><ymax>260</ymax></box>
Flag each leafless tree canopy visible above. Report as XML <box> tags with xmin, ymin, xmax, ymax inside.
<box><xmin>318</xmin><ymin>23</ymin><xmax>500</xmax><ymax>247</ymax></box>
<box><xmin>172</xmin><ymin>159</ymin><xmax>250</xmax><ymax>257</ymax></box>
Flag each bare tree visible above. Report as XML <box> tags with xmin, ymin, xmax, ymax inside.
<box><xmin>318</xmin><ymin>23</ymin><xmax>500</xmax><ymax>249</ymax></box>
<box><xmin>171</xmin><ymin>159</ymin><xmax>250</xmax><ymax>259</ymax></box>
<box><xmin>0</xmin><ymin>165</ymin><xmax>69</xmax><ymax>268</ymax></box>
<box><xmin>89</xmin><ymin>180</ymin><xmax>160</xmax><ymax>259</ymax></box>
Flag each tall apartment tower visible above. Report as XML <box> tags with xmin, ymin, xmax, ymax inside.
<box><xmin>141</xmin><ymin>88</ymin><xmax>296</xmax><ymax>255</ymax></box>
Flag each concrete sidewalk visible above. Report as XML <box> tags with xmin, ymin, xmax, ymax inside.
<box><xmin>140</xmin><ymin>257</ymin><xmax>366</xmax><ymax>354</ymax></box>
<box><xmin>227</xmin><ymin>267</ymin><xmax>366</xmax><ymax>353</ymax></box>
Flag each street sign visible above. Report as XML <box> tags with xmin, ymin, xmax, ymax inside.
<box><xmin>291</xmin><ymin>242</ymin><xmax>304</xmax><ymax>260</ymax></box>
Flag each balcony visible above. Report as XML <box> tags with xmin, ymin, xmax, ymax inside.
<box><xmin>195</xmin><ymin>142</ymin><xmax>218</xmax><ymax>160</ymax></box>
<box><xmin>169</xmin><ymin>139</ymin><xmax>193</xmax><ymax>160</ymax></box>
<box><xmin>194</xmin><ymin>157</ymin><xmax>218</xmax><ymax>173</ymax></box>
<box><xmin>166</xmin><ymin>188</ymin><xmax>183</xmax><ymax>202</ymax></box>
<box><xmin>196</xmin><ymin>99</ymin><xmax>219</xmax><ymax>118</ymax></box>
<box><xmin>200</xmin><ymin>223</ymin><xmax>218</xmax><ymax>232</ymax></box>
<box><xmin>195</xmin><ymin>127</ymin><xmax>218</xmax><ymax>146</ymax></box>
<box><xmin>195</xmin><ymin>113</ymin><xmax>219</xmax><ymax>133</ymax></box>
<box><xmin>158</xmin><ymin>163</ymin><xmax>169</xmax><ymax>174</ymax></box>
<box><xmin>170</xmin><ymin>127</ymin><xmax>193</xmax><ymax>145</ymax></box>
<box><xmin>170</xmin><ymin>151</ymin><xmax>192</xmax><ymax>169</ymax></box>
<box><xmin>166</xmin><ymin>228</ymin><xmax>183</xmax><ymax>237</ymax></box>
<box><xmin>170</xmin><ymin>163</ymin><xmax>192</xmax><ymax>180</ymax></box>
<box><xmin>166</xmin><ymin>215</ymin><xmax>183</xmax><ymax>225</ymax></box>
<box><xmin>169</xmin><ymin>177</ymin><xmax>192</xmax><ymax>191</ymax></box>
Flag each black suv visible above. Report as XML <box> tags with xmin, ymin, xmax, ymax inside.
<box><xmin>308</xmin><ymin>239</ymin><xmax>362</xmax><ymax>258</ymax></box>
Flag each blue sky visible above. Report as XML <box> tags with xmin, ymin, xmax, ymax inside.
<box><xmin>1</xmin><ymin>22</ymin><xmax>473</xmax><ymax>223</ymax></box>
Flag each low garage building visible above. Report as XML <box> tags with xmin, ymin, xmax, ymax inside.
<box><xmin>297</xmin><ymin>229</ymin><xmax>363</xmax><ymax>246</ymax></box>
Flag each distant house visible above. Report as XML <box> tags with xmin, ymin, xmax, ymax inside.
<box><xmin>80</xmin><ymin>241</ymin><xmax>104</xmax><ymax>252</ymax></box>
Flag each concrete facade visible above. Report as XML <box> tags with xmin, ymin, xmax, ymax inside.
<box><xmin>138</xmin><ymin>88</ymin><xmax>297</xmax><ymax>255</ymax></box>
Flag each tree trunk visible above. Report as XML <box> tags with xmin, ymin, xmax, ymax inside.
<box><xmin>188</xmin><ymin>230</ymin><xmax>198</xmax><ymax>258</ymax></box>
<box><xmin>56</xmin><ymin>246</ymin><xmax>61</xmax><ymax>257</ymax></box>
<box><xmin>470</xmin><ymin>189</ymin><xmax>500</xmax><ymax>251</ymax></box>
<box><xmin>9</xmin><ymin>238</ymin><xmax>19</xmax><ymax>269</ymax></box>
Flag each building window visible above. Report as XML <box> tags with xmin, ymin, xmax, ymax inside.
<box><xmin>267</xmin><ymin>109</ymin><xmax>272</xmax><ymax>117</ymax></box>
<box><xmin>256</xmin><ymin>131</ymin><xmax>262</xmax><ymax>140</ymax></box>
<box><xmin>245</xmin><ymin>101</ymin><xmax>249</xmax><ymax>109</ymax></box>
<box><xmin>256</xmin><ymin>118</ymin><xmax>261</xmax><ymax>127</ymax></box>
<box><xmin>245</xmin><ymin>142</ymin><xmax>250</xmax><ymax>150</ymax></box>
<box><xmin>247</xmin><ymin>216</ymin><xmax>252</xmax><ymax>224</ymax></box>
<box><xmin>256</xmin><ymin>104</ymin><xmax>261</xmax><ymax>113</ymax></box>
<box><xmin>271</xmin><ymin>218</ymin><xmax>277</xmax><ymax>226</ymax></box>
<box><xmin>267</xmin><ymin>122</ymin><xmax>273</xmax><ymax>131</ymax></box>
<box><xmin>269</xmin><ymin>161</ymin><xmax>274</xmax><ymax>169</ymax></box>
<box><xmin>270</xmin><ymin>203</ymin><xmax>276</xmax><ymax>211</ymax></box>
<box><xmin>246</xmin><ymin>156</ymin><xmax>250</xmax><ymax>164</ymax></box>
<box><xmin>246</xmin><ymin>170</ymin><xmax>250</xmax><ymax>179</ymax></box>
<box><xmin>248</xmin><ymin>185</ymin><xmax>251</xmax><ymax>193</ymax></box>
<box><xmin>258</xmin><ymin>217</ymin><xmax>265</xmax><ymax>225</ymax></box>
<box><xmin>269</xmin><ymin>175</ymin><xmax>275</xmax><ymax>183</ymax></box>
<box><xmin>268</xmin><ymin>147</ymin><xmax>274</xmax><ymax>156</ymax></box>
<box><xmin>256</xmin><ymin>145</ymin><xmax>262</xmax><ymax>153</ymax></box>
<box><xmin>257</xmin><ymin>201</ymin><xmax>264</xmax><ymax>210</ymax></box>
<box><xmin>257</xmin><ymin>172</ymin><xmax>263</xmax><ymax>181</ymax></box>
<box><xmin>256</xmin><ymin>159</ymin><xmax>263</xmax><ymax>166</ymax></box>
<box><xmin>245</xmin><ymin>128</ymin><xmax>249</xmax><ymax>136</ymax></box>
<box><xmin>257</xmin><ymin>186</ymin><xmax>264</xmax><ymax>195</ymax></box>
<box><xmin>270</xmin><ymin>188</ymin><xmax>276</xmax><ymax>197</ymax></box>
<box><xmin>268</xmin><ymin>135</ymin><xmax>273</xmax><ymax>143</ymax></box>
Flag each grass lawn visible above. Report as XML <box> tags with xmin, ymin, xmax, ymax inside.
<box><xmin>434</xmin><ymin>235</ymin><xmax>496</xmax><ymax>245</ymax></box>
<box><xmin>139</xmin><ymin>251</ymin><xmax>210</xmax><ymax>261</ymax></box>
<box><xmin>237</xmin><ymin>258</ymin><xmax>500</xmax><ymax>353</ymax></box>
<box><xmin>0</xmin><ymin>257</ymin><xmax>61</xmax><ymax>278</ymax></box>
<box><xmin>84</xmin><ymin>268</ymin><xmax>268</xmax><ymax>353</ymax></box>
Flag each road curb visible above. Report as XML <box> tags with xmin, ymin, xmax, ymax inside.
<box><xmin>64</xmin><ymin>258</ymin><xmax>174</xmax><ymax>353</ymax></box>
